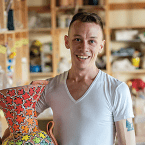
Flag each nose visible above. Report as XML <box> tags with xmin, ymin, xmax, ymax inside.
<box><xmin>79</xmin><ymin>40</ymin><xmax>89</xmax><ymax>52</ymax></box>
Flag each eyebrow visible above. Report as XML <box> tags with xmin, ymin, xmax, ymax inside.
<box><xmin>73</xmin><ymin>34</ymin><xmax>98</xmax><ymax>38</ymax></box>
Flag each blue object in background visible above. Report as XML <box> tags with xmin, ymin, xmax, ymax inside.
<box><xmin>93</xmin><ymin>0</ymin><xmax>98</xmax><ymax>5</ymax></box>
<box><xmin>7</xmin><ymin>66</ymin><xmax>11</xmax><ymax>72</ymax></box>
<box><xmin>89</xmin><ymin>0</ymin><xmax>98</xmax><ymax>5</ymax></box>
<box><xmin>30</xmin><ymin>65</ymin><xmax>41</xmax><ymax>72</ymax></box>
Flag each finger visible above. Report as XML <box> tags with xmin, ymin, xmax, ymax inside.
<box><xmin>30</xmin><ymin>80</ymin><xmax>49</xmax><ymax>85</ymax></box>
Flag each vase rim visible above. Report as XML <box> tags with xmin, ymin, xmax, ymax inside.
<box><xmin>0</xmin><ymin>84</ymin><xmax>46</xmax><ymax>92</ymax></box>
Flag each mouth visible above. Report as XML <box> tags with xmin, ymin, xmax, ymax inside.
<box><xmin>76</xmin><ymin>55</ymin><xmax>90</xmax><ymax>60</ymax></box>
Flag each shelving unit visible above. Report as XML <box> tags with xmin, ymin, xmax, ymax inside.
<box><xmin>28</xmin><ymin>1</ymin><xmax>60</xmax><ymax>81</ymax></box>
<box><xmin>28</xmin><ymin>0</ymin><xmax>145</xmax><ymax>83</ymax></box>
<box><xmin>0</xmin><ymin>0</ymin><xmax>29</xmax><ymax>87</ymax></box>
<box><xmin>109</xmin><ymin>2</ymin><xmax>145</xmax><ymax>80</ymax></box>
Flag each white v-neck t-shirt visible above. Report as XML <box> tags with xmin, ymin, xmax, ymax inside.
<box><xmin>36</xmin><ymin>70</ymin><xmax>134</xmax><ymax>145</ymax></box>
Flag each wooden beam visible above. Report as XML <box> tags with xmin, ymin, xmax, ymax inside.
<box><xmin>110</xmin><ymin>2</ymin><xmax>145</xmax><ymax>10</ymax></box>
<box><xmin>105</xmin><ymin>0</ymin><xmax>111</xmax><ymax>75</ymax></box>
<box><xmin>28</xmin><ymin>6</ymin><xmax>50</xmax><ymax>13</ymax></box>
<box><xmin>0</xmin><ymin>0</ymin><xmax>5</xmax><ymax>29</ymax></box>
<box><xmin>21</xmin><ymin>0</ymin><xmax>28</xmax><ymax>29</ymax></box>
<box><xmin>13</xmin><ymin>0</ymin><xmax>22</xmax><ymax>30</ymax></box>
<box><xmin>0</xmin><ymin>33</ymin><xmax>7</xmax><ymax>71</ymax></box>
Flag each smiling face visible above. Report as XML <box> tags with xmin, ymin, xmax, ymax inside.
<box><xmin>65</xmin><ymin>20</ymin><xmax>105</xmax><ymax>71</ymax></box>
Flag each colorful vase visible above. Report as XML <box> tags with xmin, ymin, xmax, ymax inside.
<box><xmin>0</xmin><ymin>85</ymin><xmax>57</xmax><ymax>145</ymax></box>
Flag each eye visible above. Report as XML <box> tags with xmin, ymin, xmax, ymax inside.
<box><xmin>90</xmin><ymin>40</ymin><xmax>95</xmax><ymax>43</ymax></box>
<box><xmin>75</xmin><ymin>38</ymin><xmax>81</xmax><ymax>42</ymax></box>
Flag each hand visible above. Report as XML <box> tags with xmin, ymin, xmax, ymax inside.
<box><xmin>30</xmin><ymin>80</ymin><xmax>49</xmax><ymax>85</ymax></box>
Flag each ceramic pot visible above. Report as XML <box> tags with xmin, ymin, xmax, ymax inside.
<box><xmin>0</xmin><ymin>84</ymin><xmax>57</xmax><ymax>145</ymax></box>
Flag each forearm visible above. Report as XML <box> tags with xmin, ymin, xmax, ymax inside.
<box><xmin>116</xmin><ymin>118</ymin><xmax>136</xmax><ymax>145</ymax></box>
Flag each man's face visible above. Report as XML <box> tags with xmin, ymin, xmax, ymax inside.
<box><xmin>65</xmin><ymin>20</ymin><xmax>105</xmax><ymax>70</ymax></box>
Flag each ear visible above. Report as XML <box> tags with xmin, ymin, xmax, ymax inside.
<box><xmin>99</xmin><ymin>40</ymin><xmax>105</xmax><ymax>53</ymax></box>
<box><xmin>64</xmin><ymin>35</ymin><xmax>70</xmax><ymax>49</ymax></box>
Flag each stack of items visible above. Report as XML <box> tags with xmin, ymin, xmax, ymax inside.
<box><xmin>41</xmin><ymin>43</ymin><xmax>53</xmax><ymax>73</ymax></box>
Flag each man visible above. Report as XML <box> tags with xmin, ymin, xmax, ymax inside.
<box><xmin>1</xmin><ymin>12</ymin><xmax>136</xmax><ymax>145</ymax></box>
<box><xmin>36</xmin><ymin>12</ymin><xmax>136</xmax><ymax>145</ymax></box>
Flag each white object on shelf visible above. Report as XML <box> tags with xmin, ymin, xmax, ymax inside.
<box><xmin>21</xmin><ymin>57</ymin><xmax>29</xmax><ymax>84</ymax></box>
<box><xmin>58</xmin><ymin>57</ymin><xmax>71</xmax><ymax>73</ymax></box>
<box><xmin>139</xmin><ymin>33</ymin><xmax>145</xmax><ymax>43</ymax></box>
<box><xmin>0</xmin><ymin>66</ymin><xmax>9</xmax><ymax>90</ymax></box>
<box><xmin>112</xmin><ymin>58</ymin><xmax>136</xmax><ymax>72</ymax></box>
<box><xmin>58</xmin><ymin>15</ymin><xmax>66</xmax><ymax>28</ymax></box>
<box><xmin>41</xmin><ymin>43</ymin><xmax>53</xmax><ymax>73</ymax></box>
<box><xmin>115</xmin><ymin>30</ymin><xmax>138</xmax><ymax>41</ymax></box>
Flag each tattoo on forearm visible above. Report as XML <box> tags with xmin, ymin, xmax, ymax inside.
<box><xmin>126</xmin><ymin>119</ymin><xmax>134</xmax><ymax>131</ymax></box>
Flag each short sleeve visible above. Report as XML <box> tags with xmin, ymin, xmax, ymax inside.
<box><xmin>36</xmin><ymin>78</ymin><xmax>52</xmax><ymax>113</ymax></box>
<box><xmin>113</xmin><ymin>82</ymin><xmax>134</xmax><ymax>122</ymax></box>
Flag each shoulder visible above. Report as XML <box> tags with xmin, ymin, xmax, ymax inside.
<box><xmin>46</xmin><ymin>71</ymin><xmax>68</xmax><ymax>84</ymax></box>
<box><xmin>99</xmin><ymin>70</ymin><xmax>131</xmax><ymax>107</ymax></box>
<box><xmin>45</xmin><ymin>71</ymin><xmax>68</xmax><ymax>92</ymax></box>
<box><xmin>100</xmin><ymin>70</ymin><xmax>122</xmax><ymax>87</ymax></box>
<box><xmin>99</xmin><ymin>70</ymin><xmax>123</xmax><ymax>95</ymax></box>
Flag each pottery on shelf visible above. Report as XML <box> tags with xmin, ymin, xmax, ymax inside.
<box><xmin>0</xmin><ymin>84</ymin><xmax>58</xmax><ymax>145</ymax></box>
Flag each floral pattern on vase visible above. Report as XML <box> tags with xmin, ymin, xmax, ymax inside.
<box><xmin>0</xmin><ymin>85</ymin><xmax>57</xmax><ymax>145</ymax></box>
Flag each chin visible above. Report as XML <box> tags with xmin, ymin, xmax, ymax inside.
<box><xmin>76</xmin><ymin>66</ymin><xmax>89</xmax><ymax>71</ymax></box>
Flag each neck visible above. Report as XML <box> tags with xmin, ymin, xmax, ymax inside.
<box><xmin>68</xmin><ymin>66</ymin><xmax>99</xmax><ymax>82</ymax></box>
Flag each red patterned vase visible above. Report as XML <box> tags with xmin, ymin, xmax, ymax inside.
<box><xmin>0</xmin><ymin>85</ymin><xmax>58</xmax><ymax>145</ymax></box>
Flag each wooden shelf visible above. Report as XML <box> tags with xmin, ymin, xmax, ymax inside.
<box><xmin>111</xmin><ymin>40</ymin><xmax>144</xmax><ymax>43</ymax></box>
<box><xmin>56</xmin><ymin>6</ymin><xmax>75</xmax><ymax>11</ymax></box>
<box><xmin>29</xmin><ymin>28</ymin><xmax>51</xmax><ymax>32</ymax></box>
<box><xmin>56</xmin><ymin>5</ymin><xmax>105</xmax><ymax>12</ymax></box>
<box><xmin>110</xmin><ymin>2</ymin><xmax>145</xmax><ymax>10</ymax></box>
<box><xmin>56</xmin><ymin>27</ymin><xmax>69</xmax><ymax>31</ymax></box>
<box><xmin>30</xmin><ymin>72</ymin><xmax>53</xmax><ymax>77</ymax></box>
<box><xmin>78</xmin><ymin>5</ymin><xmax>106</xmax><ymax>11</ymax></box>
<box><xmin>28</xmin><ymin>6</ymin><xmax>50</xmax><ymax>13</ymax></box>
<box><xmin>0</xmin><ymin>29</ymin><xmax>29</xmax><ymax>34</ymax></box>
<box><xmin>112</xmin><ymin>69</ymin><xmax>145</xmax><ymax>74</ymax></box>
<box><xmin>110</xmin><ymin>26</ymin><xmax>145</xmax><ymax>29</ymax></box>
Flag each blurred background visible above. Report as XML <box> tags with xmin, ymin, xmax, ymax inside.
<box><xmin>0</xmin><ymin>0</ymin><xmax>145</xmax><ymax>144</ymax></box>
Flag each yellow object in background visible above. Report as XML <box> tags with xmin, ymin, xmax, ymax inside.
<box><xmin>0</xmin><ymin>45</ymin><xmax>7</xmax><ymax>54</ymax></box>
<box><xmin>9</xmin><ymin>52</ymin><xmax>16</xmax><ymax>59</ymax></box>
<box><xmin>23</xmin><ymin>39</ymin><xmax>29</xmax><ymax>45</ymax></box>
<box><xmin>10</xmin><ymin>47</ymin><xmax>17</xmax><ymax>53</ymax></box>
<box><xmin>15</xmin><ymin>41</ymin><xmax>23</xmax><ymax>48</ymax></box>
<box><xmin>132</xmin><ymin>57</ymin><xmax>140</xmax><ymax>69</ymax></box>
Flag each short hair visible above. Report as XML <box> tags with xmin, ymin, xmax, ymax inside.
<box><xmin>69</xmin><ymin>12</ymin><xmax>103</xmax><ymax>32</ymax></box>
